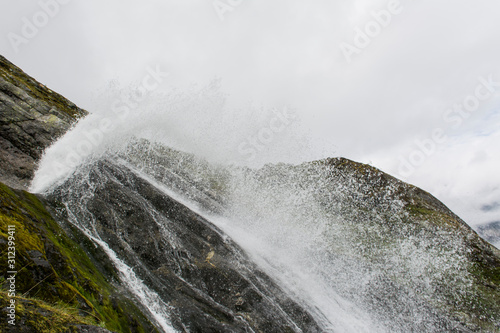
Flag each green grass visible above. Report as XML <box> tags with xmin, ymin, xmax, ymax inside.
<box><xmin>0</xmin><ymin>182</ymin><xmax>159</xmax><ymax>332</ymax></box>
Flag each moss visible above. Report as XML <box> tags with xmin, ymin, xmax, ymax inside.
<box><xmin>404</xmin><ymin>202</ymin><xmax>464</xmax><ymax>232</ymax></box>
<box><xmin>478</xmin><ymin>264</ymin><xmax>500</xmax><ymax>285</ymax></box>
<box><xmin>0</xmin><ymin>55</ymin><xmax>87</xmax><ymax>120</ymax></box>
<box><xmin>469</xmin><ymin>261</ymin><xmax>500</xmax><ymax>311</ymax></box>
<box><xmin>0</xmin><ymin>182</ymin><xmax>159</xmax><ymax>332</ymax></box>
<box><xmin>406</xmin><ymin>204</ymin><xmax>435</xmax><ymax>216</ymax></box>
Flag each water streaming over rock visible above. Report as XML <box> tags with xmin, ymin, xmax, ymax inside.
<box><xmin>29</xmin><ymin>89</ymin><xmax>500</xmax><ymax>332</ymax></box>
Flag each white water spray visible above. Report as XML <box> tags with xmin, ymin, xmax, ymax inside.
<box><xmin>30</xmin><ymin>86</ymin><xmax>484</xmax><ymax>332</ymax></box>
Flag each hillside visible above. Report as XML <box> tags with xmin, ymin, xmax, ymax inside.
<box><xmin>0</xmin><ymin>55</ymin><xmax>499</xmax><ymax>332</ymax></box>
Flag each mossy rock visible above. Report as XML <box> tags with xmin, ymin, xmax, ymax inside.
<box><xmin>0</xmin><ymin>55</ymin><xmax>88</xmax><ymax>190</ymax></box>
<box><xmin>0</xmin><ymin>55</ymin><xmax>86</xmax><ymax>120</ymax></box>
<box><xmin>0</xmin><ymin>182</ymin><xmax>159</xmax><ymax>332</ymax></box>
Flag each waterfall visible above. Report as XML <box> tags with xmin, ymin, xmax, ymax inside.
<box><xmin>28</xmin><ymin>88</ymin><xmax>494</xmax><ymax>332</ymax></box>
<box><xmin>65</xmin><ymin>208</ymin><xmax>178</xmax><ymax>333</ymax></box>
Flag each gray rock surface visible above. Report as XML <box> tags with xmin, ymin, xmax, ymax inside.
<box><xmin>50</xmin><ymin>160</ymin><xmax>323</xmax><ymax>332</ymax></box>
<box><xmin>0</xmin><ymin>55</ymin><xmax>87</xmax><ymax>190</ymax></box>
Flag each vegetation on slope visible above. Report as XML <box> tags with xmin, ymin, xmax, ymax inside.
<box><xmin>0</xmin><ymin>55</ymin><xmax>88</xmax><ymax>189</ymax></box>
<box><xmin>0</xmin><ymin>55</ymin><xmax>86</xmax><ymax>120</ymax></box>
<box><xmin>0</xmin><ymin>182</ymin><xmax>159</xmax><ymax>332</ymax></box>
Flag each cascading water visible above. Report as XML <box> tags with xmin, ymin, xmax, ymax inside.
<box><xmin>65</xmin><ymin>210</ymin><xmax>178</xmax><ymax>333</ymax></box>
<box><xmin>29</xmin><ymin>87</ymin><xmax>497</xmax><ymax>332</ymax></box>
<box><xmin>121</xmin><ymin>147</ymin><xmax>476</xmax><ymax>332</ymax></box>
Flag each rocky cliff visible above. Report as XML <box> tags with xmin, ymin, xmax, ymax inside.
<box><xmin>0</xmin><ymin>56</ymin><xmax>158</xmax><ymax>332</ymax></box>
<box><xmin>0</xmin><ymin>55</ymin><xmax>87</xmax><ymax>190</ymax></box>
<box><xmin>0</xmin><ymin>182</ymin><xmax>159</xmax><ymax>332</ymax></box>
<box><xmin>122</xmin><ymin>142</ymin><xmax>500</xmax><ymax>332</ymax></box>
<box><xmin>0</xmin><ymin>55</ymin><xmax>323</xmax><ymax>332</ymax></box>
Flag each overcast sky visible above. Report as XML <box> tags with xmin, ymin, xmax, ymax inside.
<box><xmin>1</xmin><ymin>0</ymin><xmax>500</xmax><ymax>228</ymax></box>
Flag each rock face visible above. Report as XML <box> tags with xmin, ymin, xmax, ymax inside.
<box><xmin>0</xmin><ymin>56</ymin><xmax>157</xmax><ymax>332</ymax></box>
<box><xmin>0</xmin><ymin>55</ymin><xmax>87</xmax><ymax>190</ymax></box>
<box><xmin>283</xmin><ymin>158</ymin><xmax>500</xmax><ymax>331</ymax></box>
<box><xmin>0</xmin><ymin>55</ymin><xmax>323</xmax><ymax>332</ymax></box>
<box><xmin>50</xmin><ymin>159</ymin><xmax>322</xmax><ymax>332</ymax></box>
<box><xmin>120</xmin><ymin>146</ymin><xmax>500</xmax><ymax>332</ymax></box>
<box><xmin>0</xmin><ymin>181</ymin><xmax>160</xmax><ymax>332</ymax></box>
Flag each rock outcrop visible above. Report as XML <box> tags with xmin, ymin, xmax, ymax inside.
<box><xmin>0</xmin><ymin>55</ymin><xmax>87</xmax><ymax>190</ymax></box>
<box><xmin>0</xmin><ymin>56</ymin><xmax>159</xmax><ymax>332</ymax></box>
<box><xmin>122</xmin><ymin>145</ymin><xmax>500</xmax><ymax>332</ymax></box>
<box><xmin>0</xmin><ymin>182</ymin><xmax>157</xmax><ymax>332</ymax></box>
<box><xmin>50</xmin><ymin>159</ymin><xmax>322</xmax><ymax>332</ymax></box>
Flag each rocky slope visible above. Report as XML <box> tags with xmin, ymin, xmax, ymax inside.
<box><xmin>0</xmin><ymin>56</ymin><xmax>324</xmax><ymax>332</ymax></box>
<box><xmin>0</xmin><ymin>56</ymin><xmax>156</xmax><ymax>332</ymax></box>
<box><xmin>122</xmin><ymin>142</ymin><xmax>500</xmax><ymax>332</ymax></box>
<box><xmin>50</xmin><ymin>159</ymin><xmax>322</xmax><ymax>332</ymax></box>
<box><xmin>0</xmin><ymin>55</ymin><xmax>499</xmax><ymax>332</ymax></box>
<box><xmin>0</xmin><ymin>182</ymin><xmax>158</xmax><ymax>333</ymax></box>
<box><xmin>0</xmin><ymin>55</ymin><xmax>87</xmax><ymax>190</ymax></box>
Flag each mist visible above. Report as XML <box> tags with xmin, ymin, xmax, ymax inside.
<box><xmin>2</xmin><ymin>0</ymin><xmax>500</xmax><ymax>227</ymax></box>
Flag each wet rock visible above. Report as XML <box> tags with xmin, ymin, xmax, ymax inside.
<box><xmin>28</xmin><ymin>250</ymin><xmax>51</xmax><ymax>268</ymax></box>
<box><xmin>0</xmin><ymin>182</ymin><xmax>160</xmax><ymax>333</ymax></box>
<box><xmin>51</xmin><ymin>160</ymin><xmax>323</xmax><ymax>332</ymax></box>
